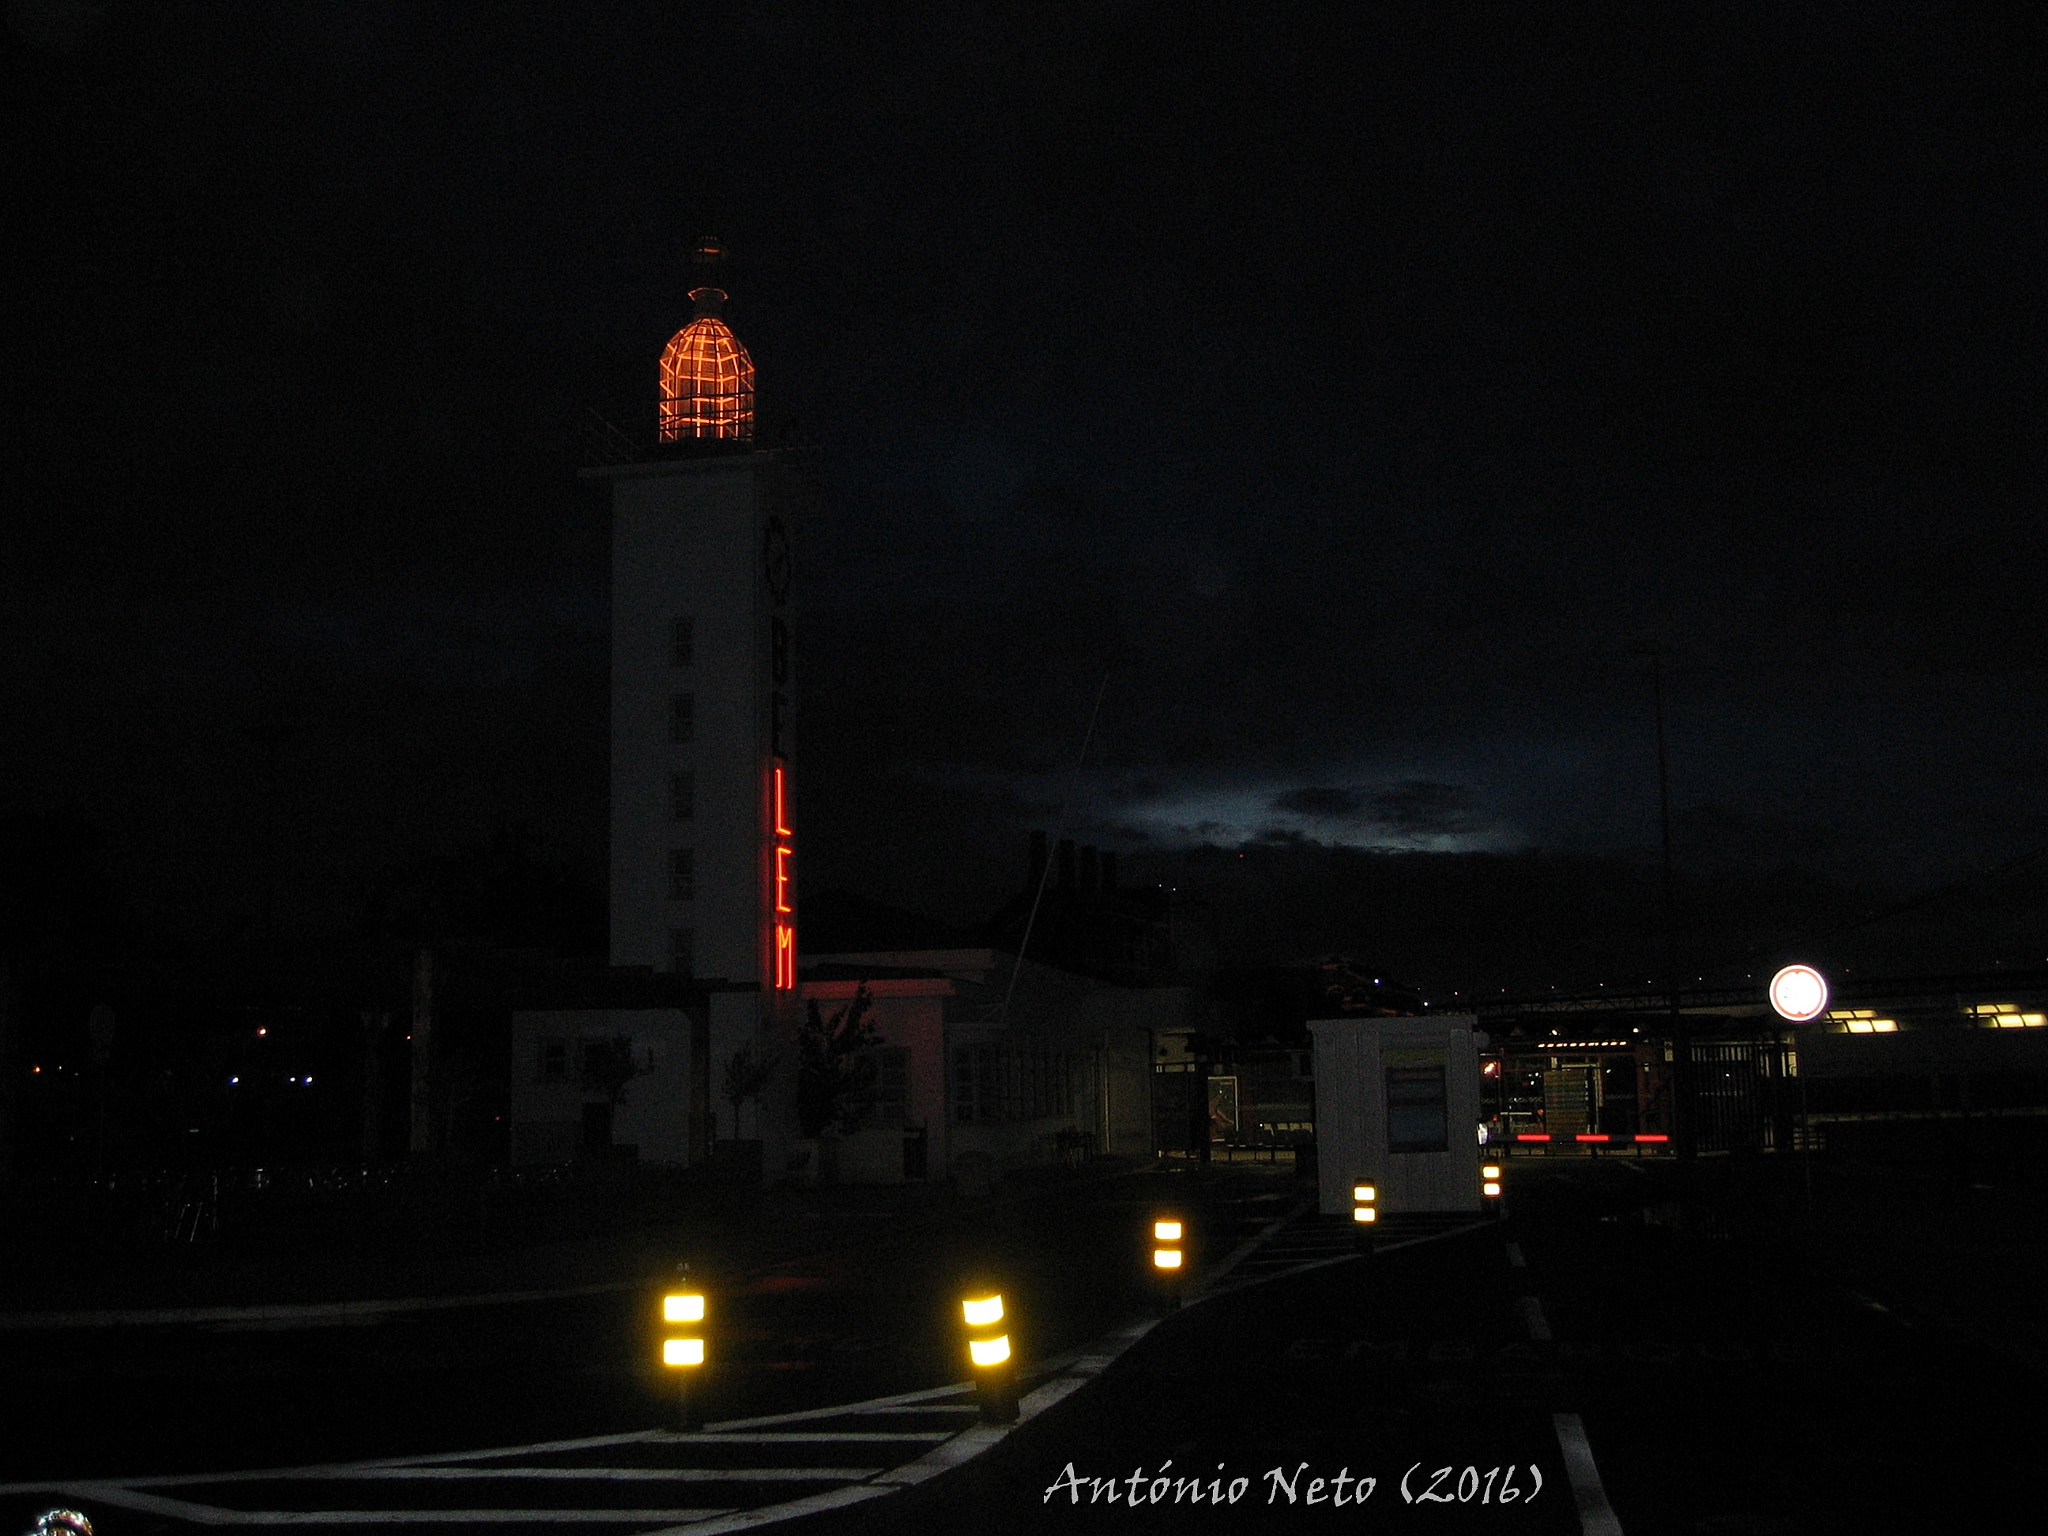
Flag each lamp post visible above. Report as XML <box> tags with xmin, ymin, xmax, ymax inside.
<box><xmin>1769</xmin><ymin>965</ymin><xmax>1828</xmax><ymax>1238</ymax></box>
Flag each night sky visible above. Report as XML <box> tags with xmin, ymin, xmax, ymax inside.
<box><xmin>6</xmin><ymin>1</ymin><xmax>2045</xmax><ymax>1000</ymax></box>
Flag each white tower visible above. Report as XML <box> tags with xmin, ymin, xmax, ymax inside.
<box><xmin>582</xmin><ymin>239</ymin><xmax>808</xmax><ymax>1169</ymax></box>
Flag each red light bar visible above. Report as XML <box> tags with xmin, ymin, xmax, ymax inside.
<box><xmin>1575</xmin><ymin>1134</ymin><xmax>1611</xmax><ymax>1143</ymax></box>
<box><xmin>1634</xmin><ymin>1134</ymin><xmax>1669</xmax><ymax>1143</ymax></box>
<box><xmin>1515</xmin><ymin>1133</ymin><xmax>1551</xmax><ymax>1142</ymax></box>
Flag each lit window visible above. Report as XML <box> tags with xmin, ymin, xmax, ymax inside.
<box><xmin>669</xmin><ymin>770</ymin><xmax>695</xmax><ymax>822</ymax></box>
<box><xmin>671</xmin><ymin>617</ymin><xmax>694</xmax><ymax>669</ymax></box>
<box><xmin>670</xmin><ymin>694</ymin><xmax>695</xmax><ymax>744</ymax></box>
<box><xmin>669</xmin><ymin>848</ymin><xmax>694</xmax><ymax>902</ymax></box>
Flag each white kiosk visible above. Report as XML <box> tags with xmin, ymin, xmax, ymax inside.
<box><xmin>1308</xmin><ymin>1014</ymin><xmax>1484</xmax><ymax>1215</ymax></box>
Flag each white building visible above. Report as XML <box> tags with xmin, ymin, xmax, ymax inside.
<box><xmin>800</xmin><ymin>947</ymin><xmax>1185</xmax><ymax>1185</ymax></box>
<box><xmin>1307</xmin><ymin>1014</ymin><xmax>1485</xmax><ymax>1215</ymax></box>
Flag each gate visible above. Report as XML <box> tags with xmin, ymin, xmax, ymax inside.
<box><xmin>1687</xmin><ymin>1039</ymin><xmax>1798</xmax><ymax>1153</ymax></box>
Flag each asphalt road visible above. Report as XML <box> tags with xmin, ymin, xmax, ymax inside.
<box><xmin>4</xmin><ymin>1160</ymin><xmax>2039</xmax><ymax>1535</ymax></box>
<box><xmin>0</xmin><ymin>1166</ymin><xmax>1292</xmax><ymax>1495</ymax></box>
<box><xmin>801</xmin><ymin>1167</ymin><xmax>2043</xmax><ymax>1536</ymax></box>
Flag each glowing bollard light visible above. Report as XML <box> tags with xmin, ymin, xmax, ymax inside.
<box><xmin>1353</xmin><ymin>1181</ymin><xmax>1378</xmax><ymax>1252</ymax></box>
<box><xmin>1151</xmin><ymin>1217</ymin><xmax>1187</xmax><ymax>1311</ymax></box>
<box><xmin>660</xmin><ymin>1283</ymin><xmax>709</xmax><ymax>1431</ymax></box>
<box><xmin>962</xmin><ymin>1290</ymin><xmax>1017</xmax><ymax>1424</ymax></box>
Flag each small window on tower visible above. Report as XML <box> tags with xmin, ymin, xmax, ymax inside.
<box><xmin>670</xmin><ymin>770</ymin><xmax>695</xmax><ymax>822</ymax></box>
<box><xmin>671</xmin><ymin>617</ymin><xmax>694</xmax><ymax>669</ymax></box>
<box><xmin>669</xmin><ymin>927</ymin><xmax>695</xmax><ymax>977</ymax></box>
<box><xmin>538</xmin><ymin>1039</ymin><xmax>568</xmax><ymax>1081</ymax></box>
<box><xmin>669</xmin><ymin>848</ymin><xmax>695</xmax><ymax>902</ymax></box>
<box><xmin>670</xmin><ymin>694</ymin><xmax>695</xmax><ymax>744</ymax></box>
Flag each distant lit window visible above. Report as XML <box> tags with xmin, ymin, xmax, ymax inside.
<box><xmin>669</xmin><ymin>848</ymin><xmax>694</xmax><ymax>902</ymax></box>
<box><xmin>539</xmin><ymin>1039</ymin><xmax>567</xmax><ymax>1080</ymax></box>
<box><xmin>670</xmin><ymin>770</ymin><xmax>695</xmax><ymax>822</ymax></box>
<box><xmin>670</xmin><ymin>694</ymin><xmax>695</xmax><ymax>744</ymax></box>
<box><xmin>672</xmin><ymin>617</ymin><xmax>695</xmax><ymax>669</ymax></box>
<box><xmin>669</xmin><ymin>927</ymin><xmax>695</xmax><ymax>977</ymax></box>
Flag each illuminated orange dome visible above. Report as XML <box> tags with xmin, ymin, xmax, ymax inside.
<box><xmin>659</xmin><ymin>281</ymin><xmax>755</xmax><ymax>442</ymax></box>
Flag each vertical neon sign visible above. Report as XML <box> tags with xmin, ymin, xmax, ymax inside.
<box><xmin>773</xmin><ymin>765</ymin><xmax>795</xmax><ymax>989</ymax></box>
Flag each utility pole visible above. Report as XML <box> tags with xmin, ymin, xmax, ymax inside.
<box><xmin>361</xmin><ymin>1009</ymin><xmax>389</xmax><ymax>1163</ymax></box>
<box><xmin>1648</xmin><ymin>640</ymin><xmax>1693</xmax><ymax>1159</ymax></box>
<box><xmin>409</xmin><ymin>950</ymin><xmax>434</xmax><ymax>1157</ymax></box>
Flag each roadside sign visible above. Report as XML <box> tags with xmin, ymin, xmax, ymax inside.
<box><xmin>1768</xmin><ymin>965</ymin><xmax>1828</xmax><ymax>1023</ymax></box>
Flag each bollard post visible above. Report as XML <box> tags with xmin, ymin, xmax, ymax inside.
<box><xmin>660</xmin><ymin>1277</ymin><xmax>708</xmax><ymax>1431</ymax></box>
<box><xmin>962</xmin><ymin>1289</ymin><xmax>1017</xmax><ymax>1424</ymax></box>
<box><xmin>1151</xmin><ymin>1216</ymin><xmax>1186</xmax><ymax>1310</ymax></box>
<box><xmin>1352</xmin><ymin>1180</ymin><xmax>1378</xmax><ymax>1253</ymax></box>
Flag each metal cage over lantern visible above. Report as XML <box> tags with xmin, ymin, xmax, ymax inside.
<box><xmin>659</xmin><ymin>287</ymin><xmax>755</xmax><ymax>441</ymax></box>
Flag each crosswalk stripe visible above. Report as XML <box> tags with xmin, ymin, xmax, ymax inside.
<box><xmin>298</xmin><ymin>1469</ymin><xmax>886</xmax><ymax>1482</ymax></box>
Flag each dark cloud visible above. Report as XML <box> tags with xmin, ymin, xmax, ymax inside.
<box><xmin>1368</xmin><ymin>782</ymin><xmax>1488</xmax><ymax>839</ymax></box>
<box><xmin>1271</xmin><ymin>787</ymin><xmax>1371</xmax><ymax>821</ymax></box>
<box><xmin>6</xmin><ymin>0</ymin><xmax>2042</xmax><ymax>976</ymax></box>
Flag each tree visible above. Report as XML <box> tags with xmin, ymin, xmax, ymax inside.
<box><xmin>580</xmin><ymin>1034</ymin><xmax>641</xmax><ymax>1110</ymax></box>
<box><xmin>798</xmin><ymin>985</ymin><xmax>880</xmax><ymax>1139</ymax></box>
<box><xmin>721</xmin><ymin>1041</ymin><xmax>779</xmax><ymax>1141</ymax></box>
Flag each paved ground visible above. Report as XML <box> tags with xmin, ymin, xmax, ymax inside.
<box><xmin>4</xmin><ymin>1158</ymin><xmax>2040</xmax><ymax>1535</ymax></box>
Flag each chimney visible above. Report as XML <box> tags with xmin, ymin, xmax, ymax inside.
<box><xmin>1028</xmin><ymin>830</ymin><xmax>1048</xmax><ymax>892</ymax></box>
<box><xmin>1079</xmin><ymin>844</ymin><xmax>1099</xmax><ymax>891</ymax></box>
<box><xmin>1057</xmin><ymin>838</ymin><xmax>1077</xmax><ymax>889</ymax></box>
<box><xmin>1101</xmin><ymin>850</ymin><xmax>1118</xmax><ymax>892</ymax></box>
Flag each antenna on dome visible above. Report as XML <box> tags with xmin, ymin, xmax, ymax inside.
<box><xmin>688</xmin><ymin>236</ymin><xmax>729</xmax><ymax>314</ymax></box>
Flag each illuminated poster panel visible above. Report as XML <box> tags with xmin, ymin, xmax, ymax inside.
<box><xmin>1386</xmin><ymin>1056</ymin><xmax>1450</xmax><ymax>1154</ymax></box>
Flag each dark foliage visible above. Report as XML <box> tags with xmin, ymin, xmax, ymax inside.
<box><xmin>797</xmin><ymin>984</ymin><xmax>880</xmax><ymax>1139</ymax></box>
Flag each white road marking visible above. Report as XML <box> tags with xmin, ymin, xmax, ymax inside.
<box><xmin>15</xmin><ymin>1485</ymin><xmax>738</xmax><ymax>1526</ymax></box>
<box><xmin>1519</xmin><ymin>1295</ymin><xmax>1553</xmax><ymax>1342</ymax></box>
<box><xmin>305</xmin><ymin>1468</ymin><xmax>888</xmax><ymax>1483</ymax></box>
<box><xmin>1552</xmin><ymin>1412</ymin><xmax>1626</xmax><ymax>1536</ymax></box>
<box><xmin>639</xmin><ymin>1484</ymin><xmax>892</xmax><ymax>1535</ymax></box>
<box><xmin>1187</xmin><ymin>1198</ymin><xmax>1313</xmax><ymax>1296</ymax></box>
<box><xmin>1201</xmin><ymin>1219</ymin><xmax>1497</xmax><ymax>1300</ymax></box>
<box><xmin>650</xmin><ymin>1432</ymin><xmax>947</xmax><ymax>1444</ymax></box>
